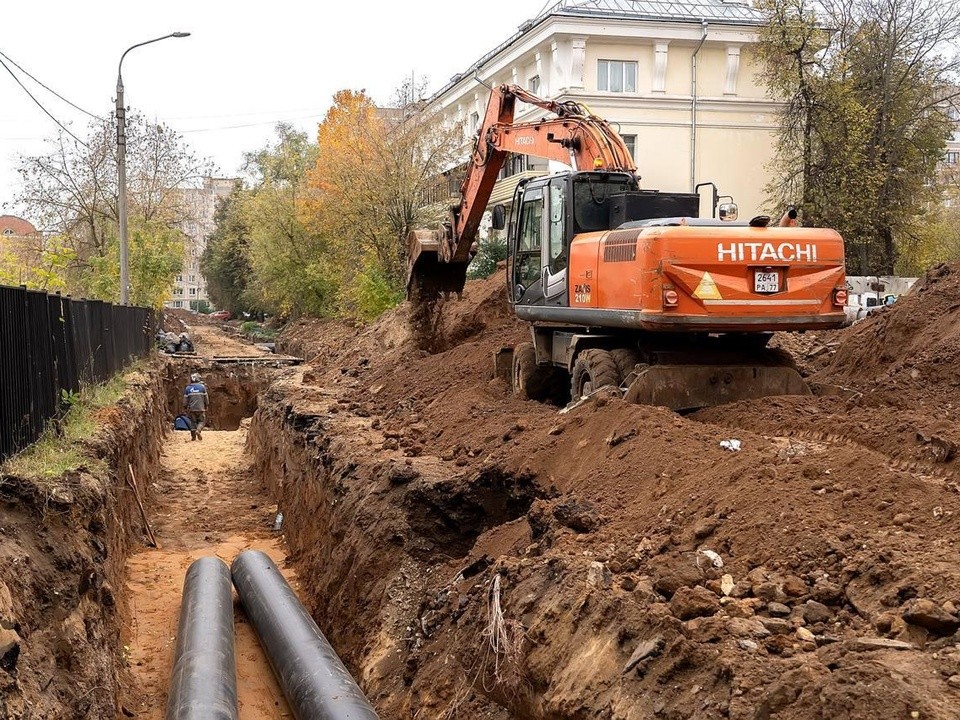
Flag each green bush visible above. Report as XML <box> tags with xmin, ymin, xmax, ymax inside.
<box><xmin>349</xmin><ymin>266</ymin><xmax>403</xmax><ymax>322</ymax></box>
<box><xmin>468</xmin><ymin>235</ymin><xmax>508</xmax><ymax>279</ymax></box>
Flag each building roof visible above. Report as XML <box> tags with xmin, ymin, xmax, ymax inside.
<box><xmin>435</xmin><ymin>0</ymin><xmax>766</xmax><ymax>100</ymax></box>
<box><xmin>543</xmin><ymin>0</ymin><xmax>767</xmax><ymax>25</ymax></box>
<box><xmin>0</xmin><ymin>215</ymin><xmax>37</xmax><ymax>236</ymax></box>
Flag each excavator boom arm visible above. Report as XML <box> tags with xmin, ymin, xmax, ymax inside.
<box><xmin>407</xmin><ymin>84</ymin><xmax>637</xmax><ymax>295</ymax></box>
<box><xmin>451</xmin><ymin>84</ymin><xmax>636</xmax><ymax>263</ymax></box>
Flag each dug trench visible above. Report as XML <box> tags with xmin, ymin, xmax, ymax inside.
<box><xmin>3</xmin><ymin>263</ymin><xmax>960</xmax><ymax>719</ymax></box>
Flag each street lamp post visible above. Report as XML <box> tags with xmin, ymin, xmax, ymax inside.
<box><xmin>116</xmin><ymin>32</ymin><xmax>190</xmax><ymax>305</ymax></box>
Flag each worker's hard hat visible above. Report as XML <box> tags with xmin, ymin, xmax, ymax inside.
<box><xmin>190</xmin><ymin>373</ymin><xmax>201</xmax><ymax>382</ymax></box>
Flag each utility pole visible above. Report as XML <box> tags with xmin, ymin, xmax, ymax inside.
<box><xmin>116</xmin><ymin>32</ymin><xmax>190</xmax><ymax>305</ymax></box>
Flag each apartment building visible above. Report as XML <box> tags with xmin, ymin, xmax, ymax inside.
<box><xmin>166</xmin><ymin>177</ymin><xmax>237</xmax><ymax>309</ymax></box>
<box><xmin>427</xmin><ymin>0</ymin><xmax>780</xmax><ymax>218</ymax></box>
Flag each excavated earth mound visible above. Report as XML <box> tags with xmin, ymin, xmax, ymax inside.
<box><xmin>270</xmin><ymin>268</ymin><xmax>960</xmax><ymax>719</ymax></box>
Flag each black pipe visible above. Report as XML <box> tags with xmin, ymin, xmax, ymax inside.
<box><xmin>165</xmin><ymin>556</ymin><xmax>238</xmax><ymax>720</ymax></box>
<box><xmin>231</xmin><ymin>550</ymin><xmax>381</xmax><ymax>720</ymax></box>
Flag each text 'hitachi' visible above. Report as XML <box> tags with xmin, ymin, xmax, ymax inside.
<box><xmin>716</xmin><ymin>242</ymin><xmax>819</xmax><ymax>262</ymax></box>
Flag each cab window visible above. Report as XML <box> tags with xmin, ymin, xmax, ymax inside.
<box><xmin>515</xmin><ymin>187</ymin><xmax>543</xmax><ymax>289</ymax></box>
<box><xmin>548</xmin><ymin>178</ymin><xmax>566</xmax><ymax>273</ymax></box>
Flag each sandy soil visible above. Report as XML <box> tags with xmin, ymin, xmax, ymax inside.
<box><xmin>188</xmin><ymin>325</ymin><xmax>272</xmax><ymax>359</ymax></box>
<box><xmin>121</xmin><ymin>425</ymin><xmax>293</xmax><ymax>719</ymax></box>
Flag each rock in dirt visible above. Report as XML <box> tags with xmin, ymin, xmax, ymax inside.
<box><xmin>802</xmin><ymin>600</ymin><xmax>833</xmax><ymax>625</ymax></box>
<box><xmin>654</xmin><ymin>564</ymin><xmax>702</xmax><ymax>599</ymax></box>
<box><xmin>767</xmin><ymin>602</ymin><xmax>792</xmax><ymax>618</ymax></box>
<box><xmin>759</xmin><ymin>617</ymin><xmax>793</xmax><ymax>635</ymax></box>
<box><xmin>901</xmin><ymin>598</ymin><xmax>960</xmax><ymax>635</ymax></box>
<box><xmin>851</xmin><ymin>637</ymin><xmax>915</xmax><ymax>652</ymax></box>
<box><xmin>670</xmin><ymin>585</ymin><xmax>720</xmax><ymax>620</ymax></box>
<box><xmin>554</xmin><ymin>499</ymin><xmax>601</xmax><ymax>533</ymax></box>
<box><xmin>720</xmin><ymin>574</ymin><xmax>735</xmax><ymax>596</ymax></box>
<box><xmin>622</xmin><ymin>636</ymin><xmax>664</xmax><ymax>674</ymax></box>
<box><xmin>811</xmin><ymin>580</ymin><xmax>845</xmax><ymax>605</ymax></box>
<box><xmin>586</xmin><ymin>561</ymin><xmax>612</xmax><ymax>588</ymax></box>
<box><xmin>726</xmin><ymin>617</ymin><xmax>770</xmax><ymax>639</ymax></box>
<box><xmin>0</xmin><ymin>628</ymin><xmax>20</xmax><ymax>671</ymax></box>
<box><xmin>947</xmin><ymin>675</ymin><xmax>960</xmax><ymax>690</ymax></box>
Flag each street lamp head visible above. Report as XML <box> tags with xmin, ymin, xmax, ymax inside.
<box><xmin>172</xmin><ymin>32</ymin><xmax>191</xmax><ymax>38</ymax></box>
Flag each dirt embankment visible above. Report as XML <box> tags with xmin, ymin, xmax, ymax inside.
<box><xmin>0</xmin><ymin>365</ymin><xmax>167</xmax><ymax>719</ymax></box>
<box><xmin>254</xmin><ymin>267</ymin><xmax>960</xmax><ymax>719</ymax></box>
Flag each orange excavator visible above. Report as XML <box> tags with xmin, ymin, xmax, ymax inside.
<box><xmin>407</xmin><ymin>85</ymin><xmax>847</xmax><ymax>410</ymax></box>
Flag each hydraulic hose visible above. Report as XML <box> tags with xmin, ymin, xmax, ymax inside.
<box><xmin>165</xmin><ymin>556</ymin><xmax>238</xmax><ymax>720</ymax></box>
<box><xmin>231</xmin><ymin>550</ymin><xmax>381</xmax><ymax>720</ymax></box>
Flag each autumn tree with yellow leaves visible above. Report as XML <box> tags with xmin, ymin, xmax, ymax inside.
<box><xmin>303</xmin><ymin>84</ymin><xmax>462</xmax><ymax>319</ymax></box>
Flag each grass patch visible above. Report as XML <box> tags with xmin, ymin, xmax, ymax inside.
<box><xmin>1</xmin><ymin>370</ymin><xmax>134</xmax><ymax>480</ymax></box>
<box><xmin>239</xmin><ymin>321</ymin><xmax>278</xmax><ymax>342</ymax></box>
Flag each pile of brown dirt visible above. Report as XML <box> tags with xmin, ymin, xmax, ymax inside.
<box><xmin>816</xmin><ymin>262</ymin><xmax>960</xmax><ymax>406</ymax></box>
<box><xmin>260</xmin><ymin>265</ymin><xmax>960</xmax><ymax>719</ymax></box>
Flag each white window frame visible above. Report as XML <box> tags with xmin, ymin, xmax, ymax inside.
<box><xmin>598</xmin><ymin>59</ymin><xmax>637</xmax><ymax>93</ymax></box>
<box><xmin>529</xmin><ymin>75</ymin><xmax>541</xmax><ymax>95</ymax></box>
<box><xmin>621</xmin><ymin>134</ymin><xmax>637</xmax><ymax>161</ymax></box>
<box><xmin>945</xmin><ymin>151</ymin><xmax>959</xmax><ymax>165</ymax></box>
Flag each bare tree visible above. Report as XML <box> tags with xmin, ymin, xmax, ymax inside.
<box><xmin>15</xmin><ymin>113</ymin><xmax>214</xmax><ymax>263</ymax></box>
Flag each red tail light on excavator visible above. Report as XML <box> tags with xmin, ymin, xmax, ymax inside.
<box><xmin>663</xmin><ymin>289</ymin><xmax>679</xmax><ymax>307</ymax></box>
<box><xmin>834</xmin><ymin>288</ymin><xmax>848</xmax><ymax>306</ymax></box>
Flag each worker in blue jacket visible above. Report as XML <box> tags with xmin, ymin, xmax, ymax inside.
<box><xmin>183</xmin><ymin>373</ymin><xmax>209</xmax><ymax>441</ymax></box>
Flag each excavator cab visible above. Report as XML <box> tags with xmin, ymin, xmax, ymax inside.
<box><xmin>504</xmin><ymin>170</ymin><xmax>702</xmax><ymax>312</ymax></box>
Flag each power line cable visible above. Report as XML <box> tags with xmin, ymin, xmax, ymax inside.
<box><xmin>0</xmin><ymin>48</ymin><xmax>103</xmax><ymax>121</ymax></box>
<box><xmin>0</xmin><ymin>56</ymin><xmax>90</xmax><ymax>148</ymax></box>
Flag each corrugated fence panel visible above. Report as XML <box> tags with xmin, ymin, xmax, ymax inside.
<box><xmin>0</xmin><ymin>286</ymin><xmax>155</xmax><ymax>462</ymax></box>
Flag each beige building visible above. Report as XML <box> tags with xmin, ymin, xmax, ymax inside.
<box><xmin>166</xmin><ymin>177</ymin><xmax>237</xmax><ymax>309</ymax></box>
<box><xmin>428</xmin><ymin>0</ymin><xmax>780</xmax><ymax>218</ymax></box>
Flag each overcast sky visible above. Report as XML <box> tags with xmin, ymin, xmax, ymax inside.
<box><xmin>0</xmin><ymin>0</ymin><xmax>551</xmax><ymax>215</ymax></box>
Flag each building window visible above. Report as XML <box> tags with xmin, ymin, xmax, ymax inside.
<box><xmin>945</xmin><ymin>151</ymin><xmax>959</xmax><ymax>165</ymax></box>
<box><xmin>470</xmin><ymin>111</ymin><xmax>480</xmax><ymax>134</ymax></box>
<box><xmin>174</xmin><ymin>301</ymin><xmax>183</xmax><ymax>308</ymax></box>
<box><xmin>498</xmin><ymin>153</ymin><xmax>527</xmax><ymax>180</ymax></box>
<box><xmin>189</xmin><ymin>275</ymin><xmax>195</xmax><ymax>282</ymax></box>
<box><xmin>622</xmin><ymin>134</ymin><xmax>637</xmax><ymax>161</ymax></box>
<box><xmin>189</xmin><ymin>288</ymin><xmax>197</xmax><ymax>296</ymax></box>
<box><xmin>529</xmin><ymin>75</ymin><xmax>541</xmax><ymax>95</ymax></box>
<box><xmin>947</xmin><ymin>106</ymin><xmax>960</xmax><ymax>121</ymax></box>
<box><xmin>176</xmin><ymin>274</ymin><xmax>182</xmax><ymax>281</ymax></box>
<box><xmin>174</xmin><ymin>286</ymin><xmax>183</xmax><ymax>296</ymax></box>
<box><xmin>2</xmin><ymin>229</ymin><xmax>12</xmax><ymax>236</ymax></box>
<box><xmin>598</xmin><ymin>60</ymin><xmax>637</xmax><ymax>93</ymax></box>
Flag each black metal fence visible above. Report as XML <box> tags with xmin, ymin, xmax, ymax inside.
<box><xmin>0</xmin><ymin>285</ymin><xmax>154</xmax><ymax>462</ymax></box>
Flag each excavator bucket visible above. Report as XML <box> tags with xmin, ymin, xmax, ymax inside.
<box><xmin>406</xmin><ymin>229</ymin><xmax>469</xmax><ymax>300</ymax></box>
<box><xmin>622</xmin><ymin>364</ymin><xmax>811</xmax><ymax>412</ymax></box>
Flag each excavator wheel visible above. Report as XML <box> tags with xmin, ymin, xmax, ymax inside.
<box><xmin>513</xmin><ymin>343</ymin><xmax>561</xmax><ymax>402</ymax></box>
<box><xmin>571</xmin><ymin>349</ymin><xmax>621</xmax><ymax>401</ymax></box>
<box><xmin>610</xmin><ymin>348</ymin><xmax>641</xmax><ymax>381</ymax></box>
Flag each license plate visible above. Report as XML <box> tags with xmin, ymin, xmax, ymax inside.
<box><xmin>754</xmin><ymin>270</ymin><xmax>780</xmax><ymax>293</ymax></box>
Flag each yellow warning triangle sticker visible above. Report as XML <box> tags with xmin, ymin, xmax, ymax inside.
<box><xmin>693</xmin><ymin>271</ymin><xmax>722</xmax><ymax>300</ymax></box>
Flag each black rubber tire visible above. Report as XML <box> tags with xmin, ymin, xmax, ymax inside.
<box><xmin>513</xmin><ymin>343</ymin><xmax>560</xmax><ymax>402</ymax></box>
<box><xmin>571</xmin><ymin>349</ymin><xmax>621</xmax><ymax>400</ymax></box>
<box><xmin>610</xmin><ymin>348</ymin><xmax>641</xmax><ymax>382</ymax></box>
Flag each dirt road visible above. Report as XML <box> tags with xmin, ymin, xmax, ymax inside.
<box><xmin>189</xmin><ymin>325</ymin><xmax>272</xmax><ymax>358</ymax></box>
<box><xmin>121</xmin><ymin>424</ymin><xmax>293</xmax><ymax>719</ymax></box>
